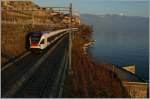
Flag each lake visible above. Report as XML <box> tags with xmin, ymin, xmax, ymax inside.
<box><xmin>81</xmin><ymin>14</ymin><xmax>149</xmax><ymax>80</ymax></box>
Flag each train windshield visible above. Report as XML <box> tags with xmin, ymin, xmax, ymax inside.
<box><xmin>31</xmin><ymin>33</ymin><xmax>42</xmax><ymax>43</ymax></box>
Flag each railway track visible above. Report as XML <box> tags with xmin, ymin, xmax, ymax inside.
<box><xmin>2</xmin><ymin>35</ymin><xmax>69</xmax><ymax>98</ymax></box>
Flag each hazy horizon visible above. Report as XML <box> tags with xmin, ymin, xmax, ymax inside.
<box><xmin>33</xmin><ymin>0</ymin><xmax>148</xmax><ymax>17</ymax></box>
<box><xmin>80</xmin><ymin>13</ymin><xmax>149</xmax><ymax>18</ymax></box>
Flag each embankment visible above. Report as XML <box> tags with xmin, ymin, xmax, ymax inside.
<box><xmin>63</xmin><ymin>25</ymin><xmax>129</xmax><ymax>97</ymax></box>
<box><xmin>1</xmin><ymin>1</ymin><xmax>66</xmax><ymax>65</ymax></box>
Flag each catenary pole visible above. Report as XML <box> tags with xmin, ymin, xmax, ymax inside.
<box><xmin>69</xmin><ymin>3</ymin><xmax>72</xmax><ymax>71</ymax></box>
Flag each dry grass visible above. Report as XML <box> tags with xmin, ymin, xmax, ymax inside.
<box><xmin>63</xmin><ymin>25</ymin><xmax>129</xmax><ymax>98</ymax></box>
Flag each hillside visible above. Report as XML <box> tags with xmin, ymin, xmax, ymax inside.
<box><xmin>1</xmin><ymin>1</ymin><xmax>66</xmax><ymax>65</ymax></box>
<box><xmin>63</xmin><ymin>25</ymin><xmax>129</xmax><ymax>97</ymax></box>
<box><xmin>2</xmin><ymin>1</ymin><xmax>39</xmax><ymax>9</ymax></box>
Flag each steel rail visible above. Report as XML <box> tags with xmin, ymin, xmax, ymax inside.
<box><xmin>1</xmin><ymin>51</ymin><xmax>31</xmax><ymax>71</ymax></box>
<box><xmin>3</xmin><ymin>36</ymin><xmax>66</xmax><ymax>98</ymax></box>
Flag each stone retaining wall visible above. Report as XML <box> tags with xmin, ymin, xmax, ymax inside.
<box><xmin>123</xmin><ymin>82</ymin><xmax>148</xmax><ymax>98</ymax></box>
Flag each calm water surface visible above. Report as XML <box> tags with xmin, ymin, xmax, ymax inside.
<box><xmin>89</xmin><ymin>23</ymin><xmax>149</xmax><ymax>80</ymax></box>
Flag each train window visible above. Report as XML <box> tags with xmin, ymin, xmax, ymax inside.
<box><xmin>31</xmin><ymin>33</ymin><xmax>42</xmax><ymax>43</ymax></box>
<box><xmin>40</xmin><ymin>39</ymin><xmax>44</xmax><ymax>44</ymax></box>
<box><xmin>47</xmin><ymin>37</ymin><xmax>52</xmax><ymax>42</ymax></box>
<box><xmin>47</xmin><ymin>32</ymin><xmax>66</xmax><ymax>43</ymax></box>
<box><xmin>31</xmin><ymin>37</ymin><xmax>40</xmax><ymax>43</ymax></box>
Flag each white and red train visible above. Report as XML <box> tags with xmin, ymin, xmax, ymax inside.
<box><xmin>29</xmin><ymin>28</ymin><xmax>78</xmax><ymax>51</ymax></box>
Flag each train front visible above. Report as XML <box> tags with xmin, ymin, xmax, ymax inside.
<box><xmin>29</xmin><ymin>32</ymin><xmax>46</xmax><ymax>52</ymax></box>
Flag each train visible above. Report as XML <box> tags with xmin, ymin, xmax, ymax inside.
<box><xmin>29</xmin><ymin>28</ymin><xmax>78</xmax><ymax>52</ymax></box>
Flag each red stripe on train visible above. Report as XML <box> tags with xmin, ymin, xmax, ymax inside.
<box><xmin>31</xmin><ymin>42</ymin><xmax>38</xmax><ymax>46</ymax></box>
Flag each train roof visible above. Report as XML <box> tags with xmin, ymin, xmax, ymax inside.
<box><xmin>30</xmin><ymin>28</ymin><xmax>78</xmax><ymax>37</ymax></box>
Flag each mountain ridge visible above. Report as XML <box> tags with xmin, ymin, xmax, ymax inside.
<box><xmin>80</xmin><ymin>13</ymin><xmax>149</xmax><ymax>36</ymax></box>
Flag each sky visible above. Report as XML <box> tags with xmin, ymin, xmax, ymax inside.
<box><xmin>33</xmin><ymin>0</ymin><xmax>149</xmax><ymax>17</ymax></box>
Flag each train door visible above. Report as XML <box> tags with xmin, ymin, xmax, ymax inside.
<box><xmin>39</xmin><ymin>39</ymin><xmax>46</xmax><ymax>49</ymax></box>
